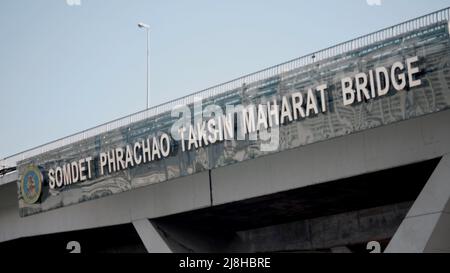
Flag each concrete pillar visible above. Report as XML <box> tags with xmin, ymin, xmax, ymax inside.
<box><xmin>132</xmin><ymin>219</ymin><xmax>172</xmax><ymax>253</ymax></box>
<box><xmin>385</xmin><ymin>154</ymin><xmax>450</xmax><ymax>252</ymax></box>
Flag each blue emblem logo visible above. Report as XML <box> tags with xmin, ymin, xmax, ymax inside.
<box><xmin>21</xmin><ymin>166</ymin><xmax>43</xmax><ymax>204</ymax></box>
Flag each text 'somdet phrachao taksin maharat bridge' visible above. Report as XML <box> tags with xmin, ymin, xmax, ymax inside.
<box><xmin>1</xmin><ymin>8</ymin><xmax>450</xmax><ymax>253</ymax></box>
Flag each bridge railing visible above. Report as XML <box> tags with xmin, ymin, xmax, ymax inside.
<box><xmin>1</xmin><ymin>7</ymin><xmax>449</xmax><ymax>171</ymax></box>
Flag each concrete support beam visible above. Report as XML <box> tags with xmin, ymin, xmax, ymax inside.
<box><xmin>386</xmin><ymin>154</ymin><xmax>450</xmax><ymax>253</ymax></box>
<box><xmin>133</xmin><ymin>218</ymin><xmax>236</xmax><ymax>253</ymax></box>
<box><xmin>132</xmin><ymin>219</ymin><xmax>172</xmax><ymax>253</ymax></box>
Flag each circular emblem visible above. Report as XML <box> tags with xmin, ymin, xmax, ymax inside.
<box><xmin>21</xmin><ymin>165</ymin><xmax>43</xmax><ymax>204</ymax></box>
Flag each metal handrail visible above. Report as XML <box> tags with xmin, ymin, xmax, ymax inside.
<box><xmin>1</xmin><ymin>7</ymin><xmax>449</xmax><ymax>169</ymax></box>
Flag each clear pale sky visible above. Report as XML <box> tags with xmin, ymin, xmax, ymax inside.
<box><xmin>1</xmin><ymin>0</ymin><xmax>449</xmax><ymax>159</ymax></box>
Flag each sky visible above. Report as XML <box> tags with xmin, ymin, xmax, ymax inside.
<box><xmin>0</xmin><ymin>0</ymin><xmax>449</xmax><ymax>160</ymax></box>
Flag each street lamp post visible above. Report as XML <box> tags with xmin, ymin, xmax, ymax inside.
<box><xmin>138</xmin><ymin>22</ymin><xmax>150</xmax><ymax>109</ymax></box>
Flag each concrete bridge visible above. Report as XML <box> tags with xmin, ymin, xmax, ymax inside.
<box><xmin>1</xmin><ymin>8</ymin><xmax>450</xmax><ymax>253</ymax></box>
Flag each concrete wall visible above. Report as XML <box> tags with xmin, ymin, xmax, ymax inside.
<box><xmin>1</xmin><ymin>109</ymin><xmax>450</xmax><ymax>245</ymax></box>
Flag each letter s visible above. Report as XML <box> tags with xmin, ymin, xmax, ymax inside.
<box><xmin>48</xmin><ymin>169</ymin><xmax>55</xmax><ymax>189</ymax></box>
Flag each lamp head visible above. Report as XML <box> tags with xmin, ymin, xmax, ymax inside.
<box><xmin>138</xmin><ymin>22</ymin><xmax>150</xmax><ymax>29</ymax></box>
